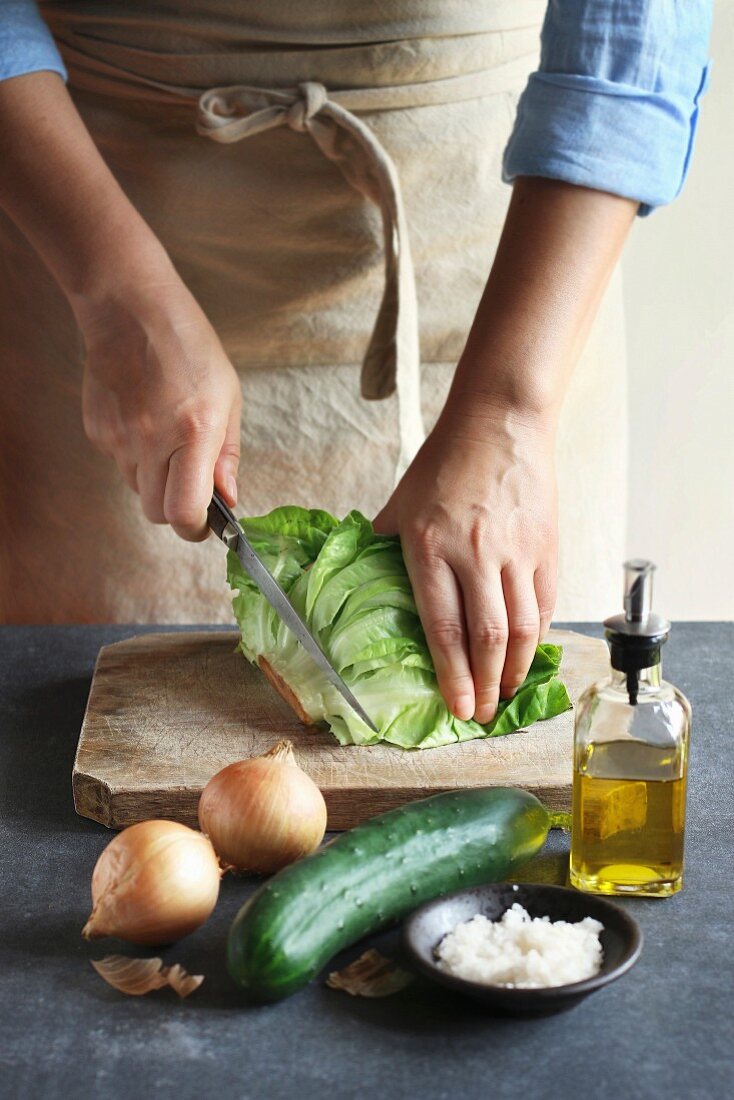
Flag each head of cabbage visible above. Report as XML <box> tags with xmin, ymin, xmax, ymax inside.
<box><xmin>226</xmin><ymin>506</ymin><xmax>571</xmax><ymax>749</ymax></box>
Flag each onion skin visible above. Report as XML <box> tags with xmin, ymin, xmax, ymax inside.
<box><xmin>83</xmin><ymin>820</ymin><xmax>221</xmax><ymax>946</ymax></box>
<box><xmin>198</xmin><ymin>741</ymin><xmax>327</xmax><ymax>874</ymax></box>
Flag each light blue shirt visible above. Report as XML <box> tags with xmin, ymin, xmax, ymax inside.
<box><xmin>502</xmin><ymin>1</ymin><xmax>713</xmax><ymax>215</ymax></box>
<box><xmin>0</xmin><ymin>1</ymin><xmax>714</xmax><ymax>215</ymax></box>
<box><xmin>0</xmin><ymin>1</ymin><xmax>67</xmax><ymax>84</ymax></box>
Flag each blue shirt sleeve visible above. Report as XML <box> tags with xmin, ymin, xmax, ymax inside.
<box><xmin>502</xmin><ymin>0</ymin><xmax>713</xmax><ymax>215</ymax></box>
<box><xmin>0</xmin><ymin>0</ymin><xmax>67</xmax><ymax>83</ymax></box>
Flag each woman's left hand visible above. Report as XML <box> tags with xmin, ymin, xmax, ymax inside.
<box><xmin>373</xmin><ymin>400</ymin><xmax>558</xmax><ymax>725</ymax></box>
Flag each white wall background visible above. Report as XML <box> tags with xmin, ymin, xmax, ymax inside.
<box><xmin>622</xmin><ymin>0</ymin><xmax>734</xmax><ymax>619</ymax></box>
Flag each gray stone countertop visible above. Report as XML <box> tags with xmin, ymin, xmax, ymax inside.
<box><xmin>1</xmin><ymin>624</ymin><xmax>731</xmax><ymax>1100</ymax></box>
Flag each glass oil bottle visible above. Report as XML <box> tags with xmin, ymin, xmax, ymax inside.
<box><xmin>570</xmin><ymin>560</ymin><xmax>691</xmax><ymax>897</ymax></box>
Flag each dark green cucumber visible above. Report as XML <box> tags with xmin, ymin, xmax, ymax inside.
<box><xmin>227</xmin><ymin>786</ymin><xmax>550</xmax><ymax>1001</ymax></box>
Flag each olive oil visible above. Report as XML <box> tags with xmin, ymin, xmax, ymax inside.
<box><xmin>571</xmin><ymin>742</ymin><xmax>686</xmax><ymax>896</ymax></box>
<box><xmin>570</xmin><ymin>561</ymin><xmax>691</xmax><ymax>898</ymax></box>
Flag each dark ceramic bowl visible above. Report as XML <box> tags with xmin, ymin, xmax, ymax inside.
<box><xmin>401</xmin><ymin>882</ymin><xmax>642</xmax><ymax>1015</ymax></box>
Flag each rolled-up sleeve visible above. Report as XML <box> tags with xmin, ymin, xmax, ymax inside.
<box><xmin>0</xmin><ymin>1</ymin><xmax>67</xmax><ymax>83</ymax></box>
<box><xmin>502</xmin><ymin>0</ymin><xmax>713</xmax><ymax>214</ymax></box>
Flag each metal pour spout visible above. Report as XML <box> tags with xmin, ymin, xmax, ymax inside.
<box><xmin>604</xmin><ymin>559</ymin><xmax>671</xmax><ymax>707</ymax></box>
<box><xmin>623</xmin><ymin>559</ymin><xmax>656</xmax><ymax>624</ymax></box>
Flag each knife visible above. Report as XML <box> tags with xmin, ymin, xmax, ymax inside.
<box><xmin>207</xmin><ymin>490</ymin><xmax>378</xmax><ymax>733</ymax></box>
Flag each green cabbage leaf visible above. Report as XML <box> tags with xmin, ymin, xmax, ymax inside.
<box><xmin>226</xmin><ymin>507</ymin><xmax>571</xmax><ymax>749</ymax></box>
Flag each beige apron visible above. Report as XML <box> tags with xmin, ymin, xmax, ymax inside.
<box><xmin>0</xmin><ymin>1</ymin><xmax>627</xmax><ymax>623</ymax></box>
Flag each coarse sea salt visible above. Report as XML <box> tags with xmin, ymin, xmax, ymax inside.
<box><xmin>435</xmin><ymin>903</ymin><xmax>604</xmax><ymax>989</ymax></box>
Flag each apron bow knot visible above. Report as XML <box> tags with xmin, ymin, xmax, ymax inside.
<box><xmin>286</xmin><ymin>81</ymin><xmax>328</xmax><ymax>132</ymax></box>
<box><xmin>196</xmin><ymin>81</ymin><xmax>426</xmax><ymax>480</ymax></box>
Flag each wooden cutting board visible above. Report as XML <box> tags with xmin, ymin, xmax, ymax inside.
<box><xmin>73</xmin><ymin>628</ymin><xmax>607</xmax><ymax>830</ymax></box>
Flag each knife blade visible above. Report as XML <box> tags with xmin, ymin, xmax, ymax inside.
<box><xmin>207</xmin><ymin>490</ymin><xmax>378</xmax><ymax>734</ymax></box>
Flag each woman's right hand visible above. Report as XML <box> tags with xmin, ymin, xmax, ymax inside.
<box><xmin>77</xmin><ymin>265</ymin><xmax>242</xmax><ymax>541</ymax></box>
<box><xmin>0</xmin><ymin>72</ymin><xmax>241</xmax><ymax>540</ymax></box>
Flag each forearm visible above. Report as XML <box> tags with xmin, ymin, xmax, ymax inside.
<box><xmin>447</xmin><ymin>177</ymin><xmax>638</xmax><ymax>429</ymax></box>
<box><xmin>0</xmin><ymin>71</ymin><xmax>170</xmax><ymax>311</ymax></box>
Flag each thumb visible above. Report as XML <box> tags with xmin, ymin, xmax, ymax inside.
<box><xmin>214</xmin><ymin>397</ymin><xmax>241</xmax><ymax>507</ymax></box>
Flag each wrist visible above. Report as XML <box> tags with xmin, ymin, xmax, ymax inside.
<box><xmin>68</xmin><ymin>224</ymin><xmax>182</xmax><ymax>335</ymax></box>
<box><xmin>66</xmin><ymin>212</ymin><xmax>170</xmax><ymax>301</ymax></box>
<box><xmin>441</xmin><ymin>380</ymin><xmax>560</xmax><ymax>442</ymax></box>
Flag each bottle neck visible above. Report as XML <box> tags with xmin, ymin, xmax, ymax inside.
<box><xmin>610</xmin><ymin>659</ymin><xmax>662</xmax><ymax>705</ymax></box>
<box><xmin>611</xmin><ymin>663</ymin><xmax>662</xmax><ymax>690</ymax></box>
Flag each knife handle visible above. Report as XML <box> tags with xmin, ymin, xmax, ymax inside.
<box><xmin>207</xmin><ymin>490</ymin><xmax>240</xmax><ymax>546</ymax></box>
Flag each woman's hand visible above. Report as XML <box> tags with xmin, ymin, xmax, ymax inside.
<box><xmin>374</xmin><ymin>401</ymin><xmax>557</xmax><ymax>724</ymax></box>
<box><xmin>376</xmin><ymin>177</ymin><xmax>637</xmax><ymax>721</ymax></box>
<box><xmin>77</xmin><ymin>266</ymin><xmax>242</xmax><ymax>541</ymax></box>
<box><xmin>0</xmin><ymin>72</ymin><xmax>241</xmax><ymax>539</ymax></box>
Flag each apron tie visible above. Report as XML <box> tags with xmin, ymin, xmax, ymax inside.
<box><xmin>196</xmin><ymin>81</ymin><xmax>425</xmax><ymax>480</ymax></box>
<box><xmin>285</xmin><ymin>81</ymin><xmax>328</xmax><ymax>132</ymax></box>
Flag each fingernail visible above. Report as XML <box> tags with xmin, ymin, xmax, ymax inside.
<box><xmin>227</xmin><ymin>475</ymin><xmax>238</xmax><ymax>505</ymax></box>
<box><xmin>453</xmin><ymin>695</ymin><xmax>475</xmax><ymax>721</ymax></box>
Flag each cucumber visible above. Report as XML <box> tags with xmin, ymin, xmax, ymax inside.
<box><xmin>227</xmin><ymin>787</ymin><xmax>550</xmax><ymax>1001</ymax></box>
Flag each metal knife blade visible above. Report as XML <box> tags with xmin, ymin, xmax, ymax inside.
<box><xmin>207</xmin><ymin>490</ymin><xmax>378</xmax><ymax>733</ymax></box>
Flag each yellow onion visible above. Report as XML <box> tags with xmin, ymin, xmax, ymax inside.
<box><xmin>198</xmin><ymin>740</ymin><xmax>327</xmax><ymax>874</ymax></box>
<box><xmin>82</xmin><ymin>820</ymin><xmax>221</xmax><ymax>945</ymax></box>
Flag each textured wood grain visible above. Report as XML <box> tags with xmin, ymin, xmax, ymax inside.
<box><xmin>72</xmin><ymin>629</ymin><xmax>608</xmax><ymax>830</ymax></box>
